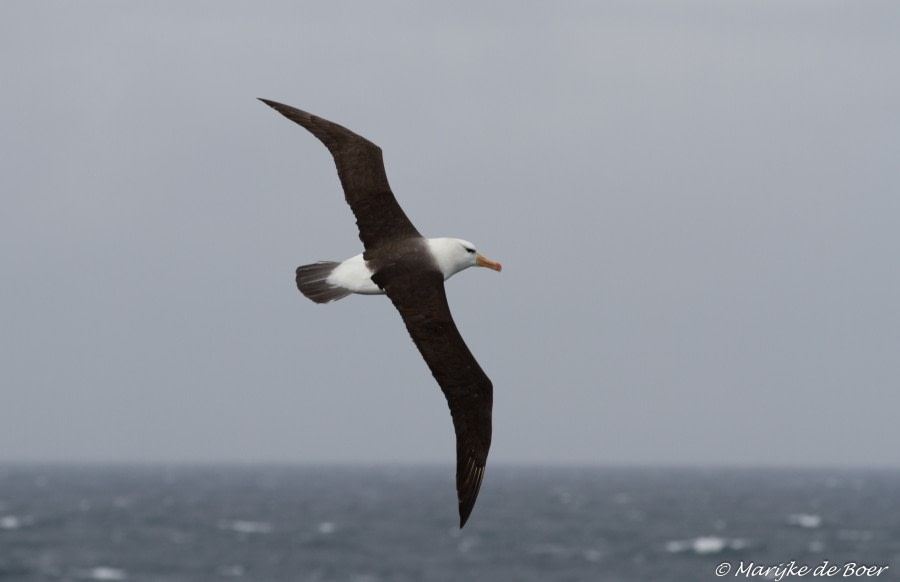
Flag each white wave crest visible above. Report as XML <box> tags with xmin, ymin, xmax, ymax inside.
<box><xmin>665</xmin><ymin>535</ymin><xmax>748</xmax><ymax>555</ymax></box>
<box><xmin>218</xmin><ymin>519</ymin><xmax>273</xmax><ymax>534</ymax></box>
<box><xmin>82</xmin><ymin>567</ymin><xmax>127</xmax><ymax>581</ymax></box>
<box><xmin>787</xmin><ymin>513</ymin><xmax>822</xmax><ymax>528</ymax></box>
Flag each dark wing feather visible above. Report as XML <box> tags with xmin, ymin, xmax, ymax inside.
<box><xmin>372</xmin><ymin>267</ymin><xmax>493</xmax><ymax>528</ymax></box>
<box><xmin>259</xmin><ymin>99</ymin><xmax>421</xmax><ymax>250</ymax></box>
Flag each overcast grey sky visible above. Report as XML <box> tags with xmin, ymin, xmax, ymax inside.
<box><xmin>2</xmin><ymin>1</ymin><xmax>898</xmax><ymax>467</ymax></box>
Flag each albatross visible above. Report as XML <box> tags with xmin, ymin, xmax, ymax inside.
<box><xmin>259</xmin><ymin>99</ymin><xmax>501</xmax><ymax>527</ymax></box>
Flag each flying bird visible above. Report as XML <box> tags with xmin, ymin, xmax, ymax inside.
<box><xmin>259</xmin><ymin>99</ymin><xmax>501</xmax><ymax>527</ymax></box>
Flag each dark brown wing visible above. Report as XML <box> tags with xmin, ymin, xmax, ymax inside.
<box><xmin>372</xmin><ymin>266</ymin><xmax>493</xmax><ymax>528</ymax></box>
<box><xmin>259</xmin><ymin>98</ymin><xmax>421</xmax><ymax>250</ymax></box>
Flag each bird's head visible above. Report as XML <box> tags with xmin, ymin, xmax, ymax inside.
<box><xmin>428</xmin><ymin>238</ymin><xmax>502</xmax><ymax>280</ymax></box>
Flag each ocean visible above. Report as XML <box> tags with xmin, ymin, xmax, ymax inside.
<box><xmin>0</xmin><ymin>465</ymin><xmax>897</xmax><ymax>581</ymax></box>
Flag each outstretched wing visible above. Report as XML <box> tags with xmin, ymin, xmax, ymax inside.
<box><xmin>259</xmin><ymin>99</ymin><xmax>421</xmax><ymax>250</ymax></box>
<box><xmin>372</xmin><ymin>266</ymin><xmax>493</xmax><ymax>528</ymax></box>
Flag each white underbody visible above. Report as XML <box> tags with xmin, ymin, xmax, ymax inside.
<box><xmin>325</xmin><ymin>238</ymin><xmax>477</xmax><ymax>296</ymax></box>
<box><xmin>326</xmin><ymin>253</ymin><xmax>383</xmax><ymax>294</ymax></box>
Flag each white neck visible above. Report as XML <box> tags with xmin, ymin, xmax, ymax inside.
<box><xmin>426</xmin><ymin>237</ymin><xmax>476</xmax><ymax>280</ymax></box>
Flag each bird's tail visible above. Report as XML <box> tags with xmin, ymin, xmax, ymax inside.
<box><xmin>295</xmin><ymin>262</ymin><xmax>352</xmax><ymax>304</ymax></box>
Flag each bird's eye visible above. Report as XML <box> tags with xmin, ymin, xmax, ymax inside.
<box><xmin>465</xmin><ymin>248</ymin><xmax>476</xmax><ymax>254</ymax></box>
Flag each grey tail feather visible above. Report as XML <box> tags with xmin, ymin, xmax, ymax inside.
<box><xmin>296</xmin><ymin>262</ymin><xmax>352</xmax><ymax>304</ymax></box>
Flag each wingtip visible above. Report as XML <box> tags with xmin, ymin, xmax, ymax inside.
<box><xmin>456</xmin><ymin>455</ymin><xmax>486</xmax><ymax>529</ymax></box>
<box><xmin>459</xmin><ymin>508</ymin><xmax>472</xmax><ymax>529</ymax></box>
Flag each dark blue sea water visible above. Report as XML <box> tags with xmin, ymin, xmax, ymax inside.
<box><xmin>0</xmin><ymin>465</ymin><xmax>898</xmax><ymax>581</ymax></box>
